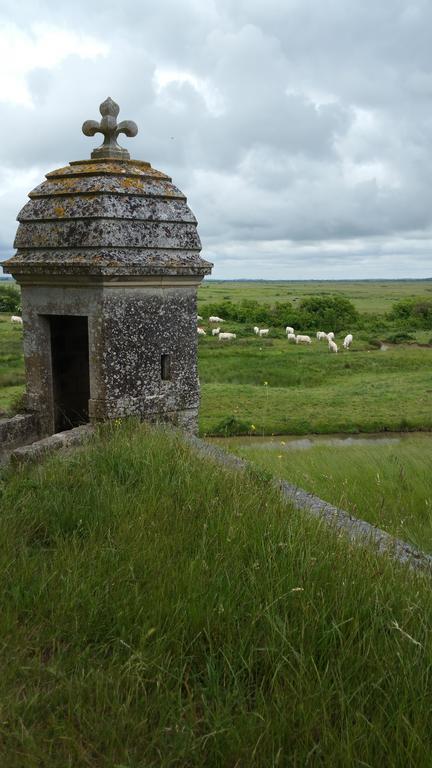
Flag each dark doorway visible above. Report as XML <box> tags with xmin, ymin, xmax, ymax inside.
<box><xmin>49</xmin><ymin>315</ymin><xmax>90</xmax><ymax>432</ymax></box>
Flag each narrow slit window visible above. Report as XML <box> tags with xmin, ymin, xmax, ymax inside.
<box><xmin>161</xmin><ymin>353</ymin><xmax>171</xmax><ymax>381</ymax></box>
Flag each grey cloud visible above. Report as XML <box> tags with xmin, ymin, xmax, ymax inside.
<box><xmin>1</xmin><ymin>0</ymin><xmax>432</xmax><ymax>278</ymax></box>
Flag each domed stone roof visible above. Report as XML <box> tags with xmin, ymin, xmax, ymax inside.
<box><xmin>4</xmin><ymin>98</ymin><xmax>212</xmax><ymax>279</ymax></box>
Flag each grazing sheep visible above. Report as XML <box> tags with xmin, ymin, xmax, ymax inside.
<box><xmin>218</xmin><ymin>332</ymin><xmax>236</xmax><ymax>341</ymax></box>
<box><xmin>287</xmin><ymin>332</ymin><xmax>297</xmax><ymax>342</ymax></box>
<box><xmin>285</xmin><ymin>326</ymin><xmax>295</xmax><ymax>335</ymax></box>
<box><xmin>327</xmin><ymin>332</ymin><xmax>335</xmax><ymax>340</ymax></box>
<box><xmin>209</xmin><ymin>316</ymin><xmax>225</xmax><ymax>323</ymax></box>
<box><xmin>296</xmin><ymin>335</ymin><xmax>312</xmax><ymax>344</ymax></box>
<box><xmin>11</xmin><ymin>315</ymin><xmax>23</xmax><ymax>325</ymax></box>
<box><xmin>328</xmin><ymin>339</ymin><xmax>338</xmax><ymax>353</ymax></box>
<box><xmin>212</xmin><ymin>327</ymin><xmax>220</xmax><ymax>336</ymax></box>
<box><xmin>254</xmin><ymin>326</ymin><xmax>259</xmax><ymax>334</ymax></box>
<box><xmin>197</xmin><ymin>327</ymin><xmax>206</xmax><ymax>336</ymax></box>
<box><xmin>316</xmin><ymin>331</ymin><xmax>328</xmax><ymax>341</ymax></box>
<box><xmin>258</xmin><ymin>328</ymin><xmax>269</xmax><ymax>337</ymax></box>
<box><xmin>343</xmin><ymin>334</ymin><xmax>353</xmax><ymax>349</ymax></box>
<box><xmin>197</xmin><ymin>315</ymin><xmax>203</xmax><ymax>321</ymax></box>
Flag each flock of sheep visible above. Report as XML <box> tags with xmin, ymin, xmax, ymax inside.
<box><xmin>11</xmin><ymin>313</ymin><xmax>353</xmax><ymax>352</ymax></box>
<box><xmin>197</xmin><ymin>315</ymin><xmax>353</xmax><ymax>352</ymax></box>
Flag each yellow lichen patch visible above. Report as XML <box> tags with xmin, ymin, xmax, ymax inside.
<box><xmin>54</xmin><ymin>205</ymin><xmax>66</xmax><ymax>217</ymax></box>
<box><xmin>120</xmin><ymin>177</ymin><xmax>144</xmax><ymax>189</ymax></box>
<box><xmin>46</xmin><ymin>166</ymin><xmax>70</xmax><ymax>177</ymax></box>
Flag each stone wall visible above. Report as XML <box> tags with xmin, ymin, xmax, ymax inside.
<box><xmin>19</xmin><ymin>278</ymin><xmax>201</xmax><ymax>436</ymax></box>
<box><xmin>0</xmin><ymin>413</ymin><xmax>39</xmax><ymax>454</ymax></box>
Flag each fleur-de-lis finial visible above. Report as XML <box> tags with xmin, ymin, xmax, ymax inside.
<box><xmin>82</xmin><ymin>97</ymin><xmax>138</xmax><ymax>160</ymax></box>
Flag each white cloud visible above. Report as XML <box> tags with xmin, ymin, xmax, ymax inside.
<box><xmin>154</xmin><ymin>68</ymin><xmax>225</xmax><ymax>116</ymax></box>
<box><xmin>0</xmin><ymin>22</ymin><xmax>109</xmax><ymax>107</ymax></box>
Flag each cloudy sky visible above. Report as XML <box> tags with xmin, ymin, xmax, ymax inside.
<box><xmin>1</xmin><ymin>0</ymin><xmax>432</xmax><ymax>279</ymax></box>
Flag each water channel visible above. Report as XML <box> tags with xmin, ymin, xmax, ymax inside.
<box><xmin>209</xmin><ymin>431</ymin><xmax>431</xmax><ymax>451</ymax></box>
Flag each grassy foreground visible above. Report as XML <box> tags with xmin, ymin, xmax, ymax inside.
<box><xmin>223</xmin><ymin>435</ymin><xmax>432</xmax><ymax>554</ymax></box>
<box><xmin>1</xmin><ymin>422</ymin><xmax>432</xmax><ymax>765</ymax></box>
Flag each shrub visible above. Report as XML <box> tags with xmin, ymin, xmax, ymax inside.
<box><xmin>389</xmin><ymin>298</ymin><xmax>432</xmax><ymax>328</ymax></box>
<box><xmin>0</xmin><ymin>284</ymin><xmax>20</xmax><ymax>313</ymax></box>
<box><xmin>201</xmin><ymin>295</ymin><xmax>359</xmax><ymax>332</ymax></box>
<box><xmin>384</xmin><ymin>332</ymin><xmax>416</xmax><ymax>344</ymax></box>
<box><xmin>211</xmin><ymin>415</ymin><xmax>251</xmax><ymax>436</ymax></box>
<box><xmin>297</xmin><ymin>295</ymin><xmax>358</xmax><ymax>332</ymax></box>
<box><xmin>203</xmin><ymin>299</ymin><xmax>297</xmax><ymax>327</ymax></box>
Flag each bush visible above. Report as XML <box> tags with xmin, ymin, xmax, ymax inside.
<box><xmin>0</xmin><ymin>284</ymin><xmax>20</xmax><ymax>313</ymax></box>
<box><xmin>384</xmin><ymin>332</ymin><xmax>416</xmax><ymax>344</ymax></box>
<box><xmin>297</xmin><ymin>295</ymin><xmax>358</xmax><ymax>332</ymax></box>
<box><xmin>389</xmin><ymin>298</ymin><xmax>432</xmax><ymax>328</ymax></box>
<box><xmin>211</xmin><ymin>415</ymin><xmax>252</xmax><ymax>436</ymax></box>
<box><xmin>201</xmin><ymin>295</ymin><xmax>358</xmax><ymax>332</ymax></box>
<box><xmin>202</xmin><ymin>299</ymin><xmax>297</xmax><ymax>328</ymax></box>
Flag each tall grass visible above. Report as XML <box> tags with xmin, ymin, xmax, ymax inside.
<box><xmin>224</xmin><ymin>435</ymin><xmax>432</xmax><ymax>553</ymax></box>
<box><xmin>1</xmin><ymin>422</ymin><xmax>432</xmax><ymax>765</ymax></box>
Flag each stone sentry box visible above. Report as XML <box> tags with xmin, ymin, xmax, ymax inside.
<box><xmin>1</xmin><ymin>97</ymin><xmax>212</xmax><ymax>436</ymax></box>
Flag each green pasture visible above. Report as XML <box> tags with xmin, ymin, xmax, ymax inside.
<box><xmin>199</xmin><ymin>278</ymin><xmax>432</xmax><ymax>315</ymax></box>
<box><xmin>223</xmin><ymin>434</ymin><xmax>432</xmax><ymax>553</ymax></box>
<box><xmin>2</xmin><ymin>422</ymin><xmax>432</xmax><ymax>765</ymax></box>
<box><xmin>0</xmin><ymin>313</ymin><xmax>24</xmax><ymax>413</ymax></box>
<box><xmin>5</xmin><ymin>310</ymin><xmax>432</xmax><ymax>437</ymax></box>
<box><xmin>198</xmin><ymin>337</ymin><xmax>432</xmax><ymax>435</ymax></box>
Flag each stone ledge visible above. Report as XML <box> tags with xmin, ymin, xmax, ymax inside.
<box><xmin>0</xmin><ymin>413</ymin><xmax>39</xmax><ymax>452</ymax></box>
<box><xmin>11</xmin><ymin>424</ymin><xmax>94</xmax><ymax>465</ymax></box>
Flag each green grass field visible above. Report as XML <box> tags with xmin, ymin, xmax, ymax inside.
<box><xmin>2</xmin><ymin>280</ymin><xmax>432</xmax><ymax>437</ymax></box>
<box><xmin>2</xmin><ymin>422</ymin><xmax>432</xmax><ymax>765</ymax></box>
<box><xmin>0</xmin><ymin>313</ymin><xmax>24</xmax><ymax>413</ymax></box>
<box><xmin>222</xmin><ymin>434</ymin><xmax>432</xmax><ymax>553</ymax></box>
<box><xmin>198</xmin><ymin>337</ymin><xmax>432</xmax><ymax>435</ymax></box>
<box><xmin>199</xmin><ymin>278</ymin><xmax>432</xmax><ymax>314</ymax></box>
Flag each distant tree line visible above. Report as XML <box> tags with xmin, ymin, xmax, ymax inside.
<box><xmin>203</xmin><ymin>296</ymin><xmax>359</xmax><ymax>332</ymax></box>
<box><xmin>202</xmin><ymin>294</ymin><xmax>432</xmax><ymax>334</ymax></box>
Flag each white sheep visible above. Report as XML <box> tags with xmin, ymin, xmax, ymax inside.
<box><xmin>327</xmin><ymin>332</ymin><xmax>335</xmax><ymax>340</ymax></box>
<box><xmin>11</xmin><ymin>315</ymin><xmax>23</xmax><ymax>325</ymax></box>
<box><xmin>328</xmin><ymin>339</ymin><xmax>338</xmax><ymax>353</ymax></box>
<box><xmin>197</xmin><ymin>315</ymin><xmax>203</xmax><ymax>321</ymax></box>
<box><xmin>296</xmin><ymin>335</ymin><xmax>312</xmax><ymax>344</ymax></box>
<box><xmin>218</xmin><ymin>332</ymin><xmax>236</xmax><ymax>341</ymax></box>
<box><xmin>343</xmin><ymin>334</ymin><xmax>353</xmax><ymax>349</ymax></box>
<box><xmin>197</xmin><ymin>327</ymin><xmax>206</xmax><ymax>336</ymax></box>
<box><xmin>258</xmin><ymin>328</ymin><xmax>269</xmax><ymax>337</ymax></box>
<box><xmin>285</xmin><ymin>326</ymin><xmax>294</xmax><ymax>335</ymax></box>
<box><xmin>287</xmin><ymin>332</ymin><xmax>297</xmax><ymax>342</ymax></box>
<box><xmin>254</xmin><ymin>326</ymin><xmax>259</xmax><ymax>334</ymax></box>
<box><xmin>209</xmin><ymin>316</ymin><xmax>225</xmax><ymax>323</ymax></box>
<box><xmin>212</xmin><ymin>327</ymin><xmax>220</xmax><ymax>336</ymax></box>
<box><xmin>316</xmin><ymin>331</ymin><xmax>328</xmax><ymax>341</ymax></box>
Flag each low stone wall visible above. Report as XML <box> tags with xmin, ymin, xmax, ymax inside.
<box><xmin>0</xmin><ymin>413</ymin><xmax>39</xmax><ymax>453</ymax></box>
<box><xmin>10</xmin><ymin>424</ymin><xmax>94</xmax><ymax>465</ymax></box>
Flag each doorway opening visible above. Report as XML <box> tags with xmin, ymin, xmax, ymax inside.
<box><xmin>49</xmin><ymin>315</ymin><xmax>90</xmax><ymax>432</ymax></box>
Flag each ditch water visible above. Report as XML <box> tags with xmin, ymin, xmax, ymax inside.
<box><xmin>209</xmin><ymin>432</ymin><xmax>429</xmax><ymax>452</ymax></box>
